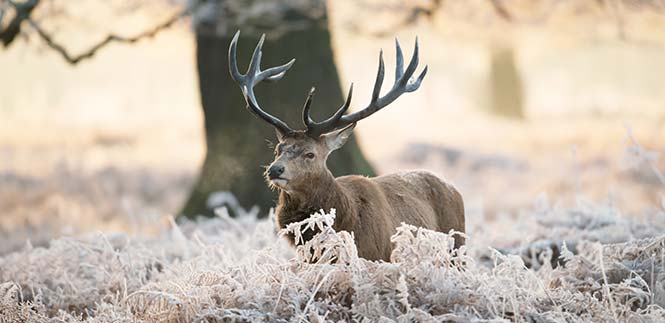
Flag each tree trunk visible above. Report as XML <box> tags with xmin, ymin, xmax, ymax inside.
<box><xmin>181</xmin><ymin>24</ymin><xmax>375</xmax><ymax>218</ymax></box>
<box><xmin>488</xmin><ymin>46</ymin><xmax>524</xmax><ymax>119</ymax></box>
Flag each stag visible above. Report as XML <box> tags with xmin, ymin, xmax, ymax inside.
<box><xmin>228</xmin><ymin>31</ymin><xmax>464</xmax><ymax>261</ymax></box>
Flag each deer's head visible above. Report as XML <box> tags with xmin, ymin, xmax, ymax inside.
<box><xmin>228</xmin><ymin>31</ymin><xmax>427</xmax><ymax>193</ymax></box>
<box><xmin>263</xmin><ymin>124</ymin><xmax>354</xmax><ymax>192</ymax></box>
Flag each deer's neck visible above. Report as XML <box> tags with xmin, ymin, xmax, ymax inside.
<box><xmin>276</xmin><ymin>173</ymin><xmax>352</xmax><ymax>237</ymax></box>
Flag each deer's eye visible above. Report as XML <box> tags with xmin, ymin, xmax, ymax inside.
<box><xmin>304</xmin><ymin>152</ymin><xmax>315</xmax><ymax>159</ymax></box>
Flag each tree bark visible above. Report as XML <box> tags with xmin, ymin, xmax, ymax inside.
<box><xmin>181</xmin><ymin>24</ymin><xmax>375</xmax><ymax>218</ymax></box>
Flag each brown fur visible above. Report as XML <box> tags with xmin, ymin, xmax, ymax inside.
<box><xmin>270</xmin><ymin>131</ymin><xmax>465</xmax><ymax>262</ymax></box>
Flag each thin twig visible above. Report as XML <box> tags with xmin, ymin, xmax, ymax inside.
<box><xmin>299</xmin><ymin>269</ymin><xmax>334</xmax><ymax>323</ymax></box>
<box><xmin>489</xmin><ymin>0</ymin><xmax>562</xmax><ymax>24</ymax></box>
<box><xmin>598</xmin><ymin>245</ymin><xmax>620</xmax><ymax>322</ymax></box>
<box><xmin>1</xmin><ymin>0</ymin><xmax>40</xmax><ymax>46</ymax></box>
<box><xmin>25</xmin><ymin>2</ymin><xmax>197</xmax><ymax>65</ymax></box>
<box><xmin>489</xmin><ymin>0</ymin><xmax>513</xmax><ymax>21</ymax></box>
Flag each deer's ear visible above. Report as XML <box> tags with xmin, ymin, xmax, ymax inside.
<box><xmin>324</xmin><ymin>123</ymin><xmax>356</xmax><ymax>152</ymax></box>
<box><xmin>275</xmin><ymin>129</ymin><xmax>285</xmax><ymax>142</ymax></box>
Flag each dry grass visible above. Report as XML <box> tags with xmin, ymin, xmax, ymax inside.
<box><xmin>2</xmin><ymin>195</ymin><xmax>665</xmax><ymax>322</ymax></box>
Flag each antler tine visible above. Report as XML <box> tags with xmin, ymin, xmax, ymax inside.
<box><xmin>332</xmin><ymin>83</ymin><xmax>354</xmax><ymax>122</ymax></box>
<box><xmin>393</xmin><ymin>37</ymin><xmax>427</xmax><ymax>92</ymax></box>
<box><xmin>371</xmin><ymin>50</ymin><xmax>386</xmax><ymax>104</ymax></box>
<box><xmin>229</xmin><ymin>31</ymin><xmax>244</xmax><ymax>83</ymax></box>
<box><xmin>399</xmin><ymin>36</ymin><xmax>419</xmax><ymax>87</ymax></box>
<box><xmin>302</xmin><ymin>87</ymin><xmax>316</xmax><ymax>128</ymax></box>
<box><xmin>303</xmin><ymin>83</ymin><xmax>354</xmax><ymax>137</ymax></box>
<box><xmin>337</xmin><ymin>37</ymin><xmax>426</xmax><ymax>128</ymax></box>
<box><xmin>228</xmin><ymin>31</ymin><xmax>296</xmax><ymax>135</ymax></box>
<box><xmin>247</xmin><ymin>34</ymin><xmax>265</xmax><ymax>76</ymax></box>
<box><xmin>395</xmin><ymin>38</ymin><xmax>404</xmax><ymax>82</ymax></box>
<box><xmin>406</xmin><ymin>65</ymin><xmax>428</xmax><ymax>92</ymax></box>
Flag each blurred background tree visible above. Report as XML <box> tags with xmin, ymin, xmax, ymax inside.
<box><xmin>488</xmin><ymin>45</ymin><xmax>524</xmax><ymax>119</ymax></box>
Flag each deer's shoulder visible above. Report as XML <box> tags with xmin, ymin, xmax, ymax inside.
<box><xmin>368</xmin><ymin>170</ymin><xmax>461</xmax><ymax>202</ymax></box>
<box><xmin>335</xmin><ymin>174</ymin><xmax>377</xmax><ymax>191</ymax></box>
<box><xmin>371</xmin><ymin>169</ymin><xmax>444</xmax><ymax>185</ymax></box>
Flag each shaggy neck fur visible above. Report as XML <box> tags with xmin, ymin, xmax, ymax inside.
<box><xmin>275</xmin><ymin>171</ymin><xmax>354</xmax><ymax>245</ymax></box>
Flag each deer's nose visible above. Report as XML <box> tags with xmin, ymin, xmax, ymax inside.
<box><xmin>268</xmin><ymin>165</ymin><xmax>285</xmax><ymax>179</ymax></box>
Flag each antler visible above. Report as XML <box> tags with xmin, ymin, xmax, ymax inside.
<box><xmin>229</xmin><ymin>31</ymin><xmax>296</xmax><ymax>135</ymax></box>
<box><xmin>304</xmin><ymin>38</ymin><xmax>427</xmax><ymax>137</ymax></box>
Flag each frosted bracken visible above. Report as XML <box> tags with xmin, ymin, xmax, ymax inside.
<box><xmin>2</xmin><ymin>198</ymin><xmax>665</xmax><ymax>322</ymax></box>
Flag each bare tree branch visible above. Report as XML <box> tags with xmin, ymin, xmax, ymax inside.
<box><xmin>488</xmin><ymin>0</ymin><xmax>562</xmax><ymax>24</ymax></box>
<box><xmin>1</xmin><ymin>0</ymin><xmax>199</xmax><ymax>64</ymax></box>
<box><xmin>1</xmin><ymin>0</ymin><xmax>40</xmax><ymax>47</ymax></box>
<box><xmin>489</xmin><ymin>0</ymin><xmax>513</xmax><ymax>21</ymax></box>
<box><xmin>347</xmin><ymin>1</ymin><xmax>442</xmax><ymax>37</ymax></box>
<box><xmin>25</xmin><ymin>2</ymin><xmax>197</xmax><ymax>64</ymax></box>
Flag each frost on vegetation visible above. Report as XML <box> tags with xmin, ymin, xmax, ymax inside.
<box><xmin>2</xmin><ymin>201</ymin><xmax>665</xmax><ymax>322</ymax></box>
<box><xmin>622</xmin><ymin>126</ymin><xmax>665</xmax><ymax>186</ymax></box>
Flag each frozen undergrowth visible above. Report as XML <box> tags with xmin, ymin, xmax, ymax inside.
<box><xmin>1</xmin><ymin>132</ymin><xmax>664</xmax><ymax>321</ymax></box>
<box><xmin>1</xmin><ymin>199</ymin><xmax>665</xmax><ymax>322</ymax></box>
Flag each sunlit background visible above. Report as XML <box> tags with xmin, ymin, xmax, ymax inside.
<box><xmin>1</xmin><ymin>0</ymin><xmax>664</xmax><ymax>254</ymax></box>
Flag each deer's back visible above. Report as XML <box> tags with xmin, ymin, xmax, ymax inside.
<box><xmin>373</xmin><ymin>170</ymin><xmax>464</xmax><ymax>234</ymax></box>
<box><xmin>337</xmin><ymin>170</ymin><xmax>465</xmax><ymax>260</ymax></box>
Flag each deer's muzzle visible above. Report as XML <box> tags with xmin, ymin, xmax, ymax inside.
<box><xmin>268</xmin><ymin>164</ymin><xmax>285</xmax><ymax>180</ymax></box>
